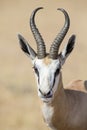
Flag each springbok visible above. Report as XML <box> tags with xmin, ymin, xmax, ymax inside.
<box><xmin>18</xmin><ymin>7</ymin><xmax>87</xmax><ymax>130</ymax></box>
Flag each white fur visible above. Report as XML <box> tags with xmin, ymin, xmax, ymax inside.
<box><xmin>42</xmin><ymin>103</ymin><xmax>57</xmax><ymax>130</ymax></box>
<box><xmin>42</xmin><ymin>103</ymin><xmax>53</xmax><ymax>125</ymax></box>
<box><xmin>32</xmin><ymin>57</ymin><xmax>62</xmax><ymax>130</ymax></box>
<box><xmin>32</xmin><ymin>58</ymin><xmax>61</xmax><ymax>102</ymax></box>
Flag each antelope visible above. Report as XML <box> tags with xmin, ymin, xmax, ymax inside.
<box><xmin>18</xmin><ymin>7</ymin><xmax>87</xmax><ymax>130</ymax></box>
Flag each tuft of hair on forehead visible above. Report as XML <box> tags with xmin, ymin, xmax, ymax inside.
<box><xmin>43</xmin><ymin>56</ymin><xmax>52</xmax><ymax>65</ymax></box>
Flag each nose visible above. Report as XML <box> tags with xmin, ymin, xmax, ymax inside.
<box><xmin>39</xmin><ymin>89</ymin><xmax>52</xmax><ymax>98</ymax></box>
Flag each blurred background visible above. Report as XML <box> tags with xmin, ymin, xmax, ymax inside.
<box><xmin>0</xmin><ymin>0</ymin><xmax>87</xmax><ymax>130</ymax></box>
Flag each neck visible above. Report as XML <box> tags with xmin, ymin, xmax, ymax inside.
<box><xmin>52</xmin><ymin>72</ymin><xmax>67</xmax><ymax>106</ymax></box>
<box><xmin>40</xmin><ymin>72</ymin><xmax>68</xmax><ymax>129</ymax></box>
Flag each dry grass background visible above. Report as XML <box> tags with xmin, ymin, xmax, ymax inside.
<box><xmin>0</xmin><ymin>0</ymin><xmax>87</xmax><ymax>130</ymax></box>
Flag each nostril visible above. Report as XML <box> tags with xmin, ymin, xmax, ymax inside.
<box><xmin>45</xmin><ymin>91</ymin><xmax>52</xmax><ymax>98</ymax></box>
<box><xmin>47</xmin><ymin>91</ymin><xmax>51</xmax><ymax>96</ymax></box>
<box><xmin>39</xmin><ymin>89</ymin><xmax>52</xmax><ymax>98</ymax></box>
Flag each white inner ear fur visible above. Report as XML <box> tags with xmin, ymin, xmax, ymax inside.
<box><xmin>32</xmin><ymin>58</ymin><xmax>61</xmax><ymax>100</ymax></box>
<box><xmin>61</xmin><ymin>45</ymin><xmax>67</xmax><ymax>58</ymax></box>
<box><xmin>60</xmin><ymin>45</ymin><xmax>69</xmax><ymax>66</ymax></box>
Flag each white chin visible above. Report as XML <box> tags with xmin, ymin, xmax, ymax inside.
<box><xmin>41</xmin><ymin>97</ymin><xmax>52</xmax><ymax>103</ymax></box>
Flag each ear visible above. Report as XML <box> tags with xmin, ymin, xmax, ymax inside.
<box><xmin>18</xmin><ymin>34</ymin><xmax>36</xmax><ymax>60</ymax></box>
<box><xmin>59</xmin><ymin>35</ymin><xmax>76</xmax><ymax>65</ymax></box>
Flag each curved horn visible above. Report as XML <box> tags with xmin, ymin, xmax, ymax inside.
<box><xmin>49</xmin><ymin>8</ymin><xmax>70</xmax><ymax>59</ymax></box>
<box><xmin>30</xmin><ymin>7</ymin><xmax>46</xmax><ymax>59</ymax></box>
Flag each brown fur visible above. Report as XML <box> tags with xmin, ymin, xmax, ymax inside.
<box><xmin>41</xmin><ymin>73</ymin><xmax>87</xmax><ymax>130</ymax></box>
<box><xmin>66</xmin><ymin>80</ymin><xmax>87</xmax><ymax>93</ymax></box>
<box><xmin>43</xmin><ymin>56</ymin><xmax>52</xmax><ymax>65</ymax></box>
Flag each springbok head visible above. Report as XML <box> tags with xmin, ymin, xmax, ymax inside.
<box><xmin>18</xmin><ymin>7</ymin><xmax>76</xmax><ymax>102</ymax></box>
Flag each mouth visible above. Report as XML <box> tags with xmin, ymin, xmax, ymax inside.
<box><xmin>41</xmin><ymin>98</ymin><xmax>51</xmax><ymax>103</ymax></box>
<box><xmin>38</xmin><ymin>89</ymin><xmax>53</xmax><ymax>102</ymax></box>
<box><xmin>41</xmin><ymin>95</ymin><xmax>53</xmax><ymax>103</ymax></box>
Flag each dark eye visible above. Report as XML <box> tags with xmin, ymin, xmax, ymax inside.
<box><xmin>55</xmin><ymin>68</ymin><xmax>60</xmax><ymax>77</ymax></box>
<box><xmin>33</xmin><ymin>66</ymin><xmax>39</xmax><ymax>77</ymax></box>
<box><xmin>33</xmin><ymin>66</ymin><xmax>40</xmax><ymax>83</ymax></box>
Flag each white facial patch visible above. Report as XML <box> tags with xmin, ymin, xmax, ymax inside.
<box><xmin>32</xmin><ymin>57</ymin><xmax>61</xmax><ymax>101</ymax></box>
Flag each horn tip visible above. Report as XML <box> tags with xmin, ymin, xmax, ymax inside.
<box><xmin>40</xmin><ymin>7</ymin><xmax>44</xmax><ymax>9</ymax></box>
<box><xmin>57</xmin><ymin>8</ymin><xmax>65</xmax><ymax>12</ymax></box>
<box><xmin>36</xmin><ymin>7</ymin><xmax>44</xmax><ymax>10</ymax></box>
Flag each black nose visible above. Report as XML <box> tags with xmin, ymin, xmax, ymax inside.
<box><xmin>39</xmin><ymin>89</ymin><xmax>52</xmax><ymax>98</ymax></box>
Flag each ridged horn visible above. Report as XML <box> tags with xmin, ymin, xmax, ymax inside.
<box><xmin>49</xmin><ymin>8</ymin><xmax>70</xmax><ymax>59</ymax></box>
<box><xmin>30</xmin><ymin>7</ymin><xmax>46</xmax><ymax>59</ymax></box>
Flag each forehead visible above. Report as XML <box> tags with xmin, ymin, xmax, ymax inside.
<box><xmin>33</xmin><ymin>56</ymin><xmax>60</xmax><ymax>68</ymax></box>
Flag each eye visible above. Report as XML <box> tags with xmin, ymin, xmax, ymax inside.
<box><xmin>33</xmin><ymin>66</ymin><xmax>39</xmax><ymax>77</ymax></box>
<box><xmin>54</xmin><ymin>68</ymin><xmax>60</xmax><ymax>77</ymax></box>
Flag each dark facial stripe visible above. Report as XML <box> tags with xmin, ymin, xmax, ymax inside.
<box><xmin>53</xmin><ymin>68</ymin><xmax>60</xmax><ymax>88</ymax></box>
<box><xmin>33</xmin><ymin>66</ymin><xmax>40</xmax><ymax>84</ymax></box>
